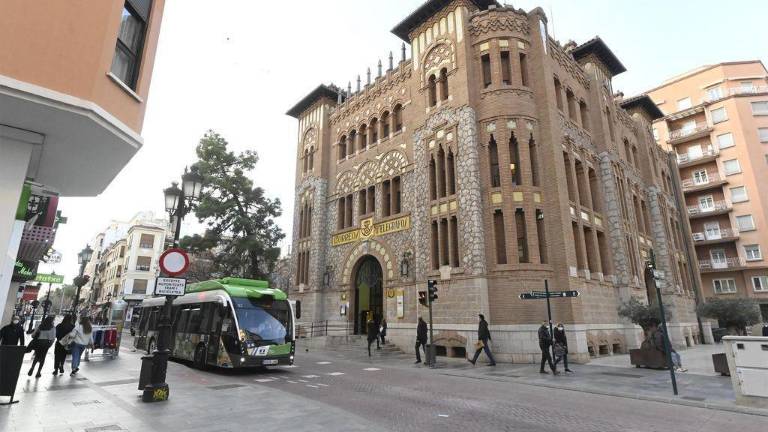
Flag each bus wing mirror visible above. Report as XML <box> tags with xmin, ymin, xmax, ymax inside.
<box><xmin>295</xmin><ymin>301</ymin><xmax>301</xmax><ymax>319</ymax></box>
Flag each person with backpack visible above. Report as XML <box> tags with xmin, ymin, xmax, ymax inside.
<box><xmin>0</xmin><ymin>315</ymin><xmax>25</xmax><ymax>346</ymax></box>
<box><xmin>415</xmin><ymin>317</ymin><xmax>428</xmax><ymax>364</ymax></box>
<box><xmin>66</xmin><ymin>316</ymin><xmax>93</xmax><ymax>375</ymax></box>
<box><xmin>27</xmin><ymin>316</ymin><xmax>55</xmax><ymax>378</ymax></box>
<box><xmin>53</xmin><ymin>315</ymin><xmax>75</xmax><ymax>376</ymax></box>
<box><xmin>538</xmin><ymin>322</ymin><xmax>558</xmax><ymax>375</ymax></box>
<box><xmin>468</xmin><ymin>314</ymin><xmax>496</xmax><ymax>366</ymax></box>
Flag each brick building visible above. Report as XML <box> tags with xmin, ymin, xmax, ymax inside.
<box><xmin>287</xmin><ymin>0</ymin><xmax>705</xmax><ymax>363</ymax></box>
<box><xmin>647</xmin><ymin>61</ymin><xmax>768</xmax><ymax>320</ymax></box>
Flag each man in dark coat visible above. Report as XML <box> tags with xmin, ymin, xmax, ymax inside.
<box><xmin>0</xmin><ymin>316</ymin><xmax>25</xmax><ymax>346</ymax></box>
<box><xmin>415</xmin><ymin>317</ymin><xmax>428</xmax><ymax>364</ymax></box>
<box><xmin>553</xmin><ymin>323</ymin><xmax>573</xmax><ymax>373</ymax></box>
<box><xmin>538</xmin><ymin>322</ymin><xmax>558</xmax><ymax>374</ymax></box>
<box><xmin>762</xmin><ymin>324</ymin><xmax>768</xmax><ymax>337</ymax></box>
<box><xmin>469</xmin><ymin>314</ymin><xmax>496</xmax><ymax>366</ymax></box>
<box><xmin>366</xmin><ymin>318</ymin><xmax>379</xmax><ymax>357</ymax></box>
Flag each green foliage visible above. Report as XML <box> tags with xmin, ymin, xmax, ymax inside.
<box><xmin>697</xmin><ymin>297</ymin><xmax>761</xmax><ymax>334</ymax></box>
<box><xmin>183</xmin><ymin>131</ymin><xmax>284</xmax><ymax>280</ymax></box>
<box><xmin>618</xmin><ymin>297</ymin><xmax>670</xmax><ymax>331</ymax></box>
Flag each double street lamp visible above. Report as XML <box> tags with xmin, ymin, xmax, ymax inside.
<box><xmin>143</xmin><ymin>166</ymin><xmax>203</xmax><ymax>403</ymax></box>
<box><xmin>72</xmin><ymin>245</ymin><xmax>93</xmax><ymax>318</ymax></box>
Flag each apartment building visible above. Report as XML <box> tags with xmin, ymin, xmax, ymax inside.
<box><xmin>0</xmin><ymin>0</ymin><xmax>166</xmax><ymax>321</ymax></box>
<box><xmin>647</xmin><ymin>61</ymin><xmax>768</xmax><ymax>319</ymax></box>
<box><xmin>287</xmin><ymin>0</ymin><xmax>703</xmax><ymax>362</ymax></box>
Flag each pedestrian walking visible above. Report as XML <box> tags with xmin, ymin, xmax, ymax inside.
<box><xmin>414</xmin><ymin>317</ymin><xmax>428</xmax><ymax>364</ymax></box>
<box><xmin>26</xmin><ymin>316</ymin><xmax>55</xmax><ymax>378</ymax></box>
<box><xmin>53</xmin><ymin>315</ymin><xmax>75</xmax><ymax>376</ymax></box>
<box><xmin>552</xmin><ymin>322</ymin><xmax>573</xmax><ymax>373</ymax></box>
<box><xmin>653</xmin><ymin>327</ymin><xmax>687</xmax><ymax>372</ymax></box>
<box><xmin>379</xmin><ymin>318</ymin><xmax>387</xmax><ymax>346</ymax></box>
<box><xmin>538</xmin><ymin>322</ymin><xmax>558</xmax><ymax>374</ymax></box>
<box><xmin>67</xmin><ymin>316</ymin><xmax>93</xmax><ymax>375</ymax></box>
<box><xmin>469</xmin><ymin>314</ymin><xmax>496</xmax><ymax>366</ymax></box>
<box><xmin>762</xmin><ymin>323</ymin><xmax>768</xmax><ymax>337</ymax></box>
<box><xmin>366</xmin><ymin>317</ymin><xmax>379</xmax><ymax>357</ymax></box>
<box><xmin>0</xmin><ymin>315</ymin><xmax>25</xmax><ymax>346</ymax></box>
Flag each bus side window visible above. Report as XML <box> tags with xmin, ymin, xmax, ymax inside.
<box><xmin>210</xmin><ymin>303</ymin><xmax>223</xmax><ymax>334</ymax></box>
<box><xmin>138</xmin><ymin>309</ymin><xmax>149</xmax><ymax>332</ymax></box>
<box><xmin>148</xmin><ymin>307</ymin><xmax>160</xmax><ymax>331</ymax></box>
<box><xmin>176</xmin><ymin>307</ymin><xmax>191</xmax><ymax>334</ymax></box>
<box><xmin>188</xmin><ymin>306</ymin><xmax>202</xmax><ymax>334</ymax></box>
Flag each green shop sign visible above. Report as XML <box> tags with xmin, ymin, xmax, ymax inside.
<box><xmin>34</xmin><ymin>273</ymin><xmax>64</xmax><ymax>284</ymax></box>
<box><xmin>12</xmin><ymin>259</ymin><xmax>38</xmax><ymax>283</ymax></box>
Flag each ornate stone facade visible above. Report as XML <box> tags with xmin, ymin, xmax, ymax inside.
<box><xmin>286</xmin><ymin>0</ymin><xmax>705</xmax><ymax>363</ymax></box>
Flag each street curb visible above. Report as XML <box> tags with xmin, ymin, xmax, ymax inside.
<box><xmin>440</xmin><ymin>372</ymin><xmax>768</xmax><ymax>418</ymax></box>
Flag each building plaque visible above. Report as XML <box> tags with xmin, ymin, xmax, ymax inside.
<box><xmin>331</xmin><ymin>215</ymin><xmax>411</xmax><ymax>247</ymax></box>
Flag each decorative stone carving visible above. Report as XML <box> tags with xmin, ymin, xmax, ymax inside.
<box><xmin>479</xmin><ymin>88</ymin><xmax>534</xmax><ymax>100</ymax></box>
<box><xmin>549</xmin><ymin>40</ymin><xmax>590</xmax><ymax>90</ymax></box>
<box><xmin>468</xmin><ymin>13</ymin><xmax>530</xmax><ymax>37</ymax></box>
<box><xmin>423</xmin><ymin>41</ymin><xmax>456</xmax><ymax>79</ymax></box>
<box><xmin>334</xmin><ymin>149</ymin><xmax>410</xmax><ymax>195</ymax></box>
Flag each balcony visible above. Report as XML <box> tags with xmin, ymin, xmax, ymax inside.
<box><xmin>692</xmin><ymin>228</ymin><xmax>739</xmax><ymax>245</ymax></box>
<box><xmin>681</xmin><ymin>173</ymin><xmax>727</xmax><ymax>193</ymax></box>
<box><xmin>16</xmin><ymin>225</ymin><xmax>56</xmax><ymax>262</ymax></box>
<box><xmin>730</xmin><ymin>85</ymin><xmax>768</xmax><ymax>97</ymax></box>
<box><xmin>687</xmin><ymin>200</ymin><xmax>732</xmax><ymax>218</ymax></box>
<box><xmin>699</xmin><ymin>257</ymin><xmax>746</xmax><ymax>272</ymax></box>
<box><xmin>676</xmin><ymin>148</ymin><xmax>718</xmax><ymax>167</ymax></box>
<box><xmin>135</xmin><ymin>265</ymin><xmax>151</xmax><ymax>271</ymax></box>
<box><xmin>668</xmin><ymin>123</ymin><xmax>713</xmax><ymax>146</ymax></box>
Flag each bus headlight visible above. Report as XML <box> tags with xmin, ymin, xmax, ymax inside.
<box><xmin>239</xmin><ymin>329</ymin><xmax>246</xmax><ymax>342</ymax></box>
<box><xmin>240</xmin><ymin>357</ymin><xmax>245</xmax><ymax>363</ymax></box>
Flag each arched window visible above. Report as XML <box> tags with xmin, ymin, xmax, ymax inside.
<box><xmin>429</xmin><ymin>155</ymin><xmax>437</xmax><ymax>200</ymax></box>
<box><xmin>338</xmin><ymin>135</ymin><xmax>347</xmax><ymax>160</ymax></box>
<box><xmin>428</xmin><ymin>74</ymin><xmax>437</xmax><ymax>107</ymax></box>
<box><xmin>308</xmin><ymin>147</ymin><xmax>314</xmax><ymax>171</ymax></box>
<box><xmin>437</xmin><ymin>146</ymin><xmax>446</xmax><ymax>198</ymax></box>
<box><xmin>393</xmin><ymin>105</ymin><xmax>403</xmax><ymax>133</ymax></box>
<box><xmin>509</xmin><ymin>133</ymin><xmax>521</xmax><ymax>185</ymax></box>
<box><xmin>381</xmin><ymin>111</ymin><xmax>390</xmax><ymax>139</ymax></box>
<box><xmin>439</xmin><ymin>68</ymin><xmax>449</xmax><ymax>101</ymax></box>
<box><xmin>489</xmin><ymin>135</ymin><xmax>500</xmax><ymax>187</ymax></box>
<box><xmin>553</xmin><ymin>77</ymin><xmax>563</xmax><ymax>110</ymax></box>
<box><xmin>349</xmin><ymin>130</ymin><xmax>357</xmax><ymax>155</ymax></box>
<box><xmin>566</xmin><ymin>89</ymin><xmax>577</xmax><ymax>121</ymax></box>
<box><xmin>302</xmin><ymin>149</ymin><xmax>308</xmax><ymax>173</ymax></box>
<box><xmin>579</xmin><ymin>100</ymin><xmax>590</xmax><ymax>131</ymax></box>
<box><xmin>359</xmin><ymin>124</ymin><xmax>368</xmax><ymax>150</ymax></box>
<box><xmin>447</xmin><ymin>149</ymin><xmax>456</xmax><ymax>195</ymax></box>
<box><xmin>370</xmin><ymin>118</ymin><xmax>378</xmax><ymax>143</ymax></box>
<box><xmin>529</xmin><ymin>134</ymin><xmax>539</xmax><ymax>186</ymax></box>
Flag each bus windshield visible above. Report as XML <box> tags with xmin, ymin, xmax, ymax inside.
<box><xmin>231</xmin><ymin>297</ymin><xmax>291</xmax><ymax>345</ymax></box>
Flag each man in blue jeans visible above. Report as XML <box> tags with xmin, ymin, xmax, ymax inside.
<box><xmin>469</xmin><ymin>314</ymin><xmax>496</xmax><ymax>366</ymax></box>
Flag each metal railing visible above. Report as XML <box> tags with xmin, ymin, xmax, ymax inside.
<box><xmin>669</xmin><ymin>123</ymin><xmax>710</xmax><ymax>141</ymax></box>
<box><xmin>687</xmin><ymin>200</ymin><xmax>731</xmax><ymax>216</ymax></box>
<box><xmin>692</xmin><ymin>228</ymin><xmax>739</xmax><ymax>242</ymax></box>
<box><xmin>676</xmin><ymin>148</ymin><xmax>718</xmax><ymax>165</ymax></box>
<box><xmin>296</xmin><ymin>320</ymin><xmax>353</xmax><ymax>338</ymax></box>
<box><xmin>699</xmin><ymin>257</ymin><xmax>746</xmax><ymax>271</ymax></box>
<box><xmin>681</xmin><ymin>172</ymin><xmax>723</xmax><ymax>189</ymax></box>
<box><xmin>730</xmin><ymin>85</ymin><xmax>768</xmax><ymax>96</ymax></box>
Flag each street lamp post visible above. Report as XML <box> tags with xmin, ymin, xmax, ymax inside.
<box><xmin>143</xmin><ymin>166</ymin><xmax>202</xmax><ymax>403</ymax></box>
<box><xmin>72</xmin><ymin>245</ymin><xmax>93</xmax><ymax>319</ymax></box>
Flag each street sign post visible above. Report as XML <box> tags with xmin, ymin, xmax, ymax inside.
<box><xmin>158</xmin><ymin>248</ymin><xmax>190</xmax><ymax>277</ymax></box>
<box><xmin>154</xmin><ymin>277</ymin><xmax>186</xmax><ymax>297</ymax></box>
<box><xmin>518</xmin><ymin>281</ymin><xmax>580</xmax><ymax>363</ymax></box>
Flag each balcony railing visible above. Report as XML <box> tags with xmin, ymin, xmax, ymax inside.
<box><xmin>669</xmin><ymin>123</ymin><xmax>710</xmax><ymax>141</ymax></box>
<box><xmin>681</xmin><ymin>172</ymin><xmax>724</xmax><ymax>190</ymax></box>
<box><xmin>135</xmin><ymin>265</ymin><xmax>151</xmax><ymax>271</ymax></box>
<box><xmin>692</xmin><ymin>228</ymin><xmax>739</xmax><ymax>242</ymax></box>
<box><xmin>676</xmin><ymin>148</ymin><xmax>718</xmax><ymax>165</ymax></box>
<box><xmin>699</xmin><ymin>257</ymin><xmax>746</xmax><ymax>271</ymax></box>
<box><xmin>730</xmin><ymin>85</ymin><xmax>768</xmax><ymax>96</ymax></box>
<box><xmin>687</xmin><ymin>200</ymin><xmax>731</xmax><ymax>216</ymax></box>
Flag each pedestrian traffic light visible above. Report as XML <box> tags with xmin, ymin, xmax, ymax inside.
<box><xmin>427</xmin><ymin>279</ymin><xmax>438</xmax><ymax>303</ymax></box>
<box><xmin>418</xmin><ymin>290</ymin><xmax>427</xmax><ymax>307</ymax></box>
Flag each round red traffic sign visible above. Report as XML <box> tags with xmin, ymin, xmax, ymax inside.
<box><xmin>159</xmin><ymin>248</ymin><xmax>190</xmax><ymax>276</ymax></box>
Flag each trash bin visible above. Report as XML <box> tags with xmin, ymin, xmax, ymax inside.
<box><xmin>138</xmin><ymin>355</ymin><xmax>153</xmax><ymax>391</ymax></box>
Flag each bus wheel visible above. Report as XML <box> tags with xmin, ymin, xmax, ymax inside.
<box><xmin>194</xmin><ymin>344</ymin><xmax>207</xmax><ymax>370</ymax></box>
<box><xmin>147</xmin><ymin>338</ymin><xmax>156</xmax><ymax>355</ymax></box>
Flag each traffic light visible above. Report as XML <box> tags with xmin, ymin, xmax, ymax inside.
<box><xmin>418</xmin><ymin>291</ymin><xmax>427</xmax><ymax>307</ymax></box>
<box><xmin>428</xmin><ymin>279</ymin><xmax>438</xmax><ymax>303</ymax></box>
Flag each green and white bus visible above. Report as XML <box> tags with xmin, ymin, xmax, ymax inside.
<box><xmin>134</xmin><ymin>277</ymin><xmax>300</xmax><ymax>369</ymax></box>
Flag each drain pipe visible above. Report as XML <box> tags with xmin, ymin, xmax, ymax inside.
<box><xmin>666</xmin><ymin>152</ymin><xmax>706</xmax><ymax>343</ymax></box>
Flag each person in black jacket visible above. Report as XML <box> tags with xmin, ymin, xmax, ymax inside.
<box><xmin>415</xmin><ymin>317</ymin><xmax>428</xmax><ymax>364</ymax></box>
<box><xmin>53</xmin><ymin>315</ymin><xmax>75</xmax><ymax>376</ymax></box>
<box><xmin>0</xmin><ymin>316</ymin><xmax>25</xmax><ymax>346</ymax></box>
<box><xmin>552</xmin><ymin>323</ymin><xmax>573</xmax><ymax>373</ymax></box>
<box><xmin>469</xmin><ymin>314</ymin><xmax>496</xmax><ymax>366</ymax></box>
<box><xmin>538</xmin><ymin>322</ymin><xmax>558</xmax><ymax>374</ymax></box>
<box><xmin>366</xmin><ymin>318</ymin><xmax>379</xmax><ymax>357</ymax></box>
<box><xmin>379</xmin><ymin>318</ymin><xmax>387</xmax><ymax>346</ymax></box>
<box><xmin>762</xmin><ymin>324</ymin><xmax>768</xmax><ymax>337</ymax></box>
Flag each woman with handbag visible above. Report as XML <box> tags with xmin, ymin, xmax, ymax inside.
<box><xmin>553</xmin><ymin>323</ymin><xmax>573</xmax><ymax>373</ymax></box>
<box><xmin>27</xmin><ymin>316</ymin><xmax>55</xmax><ymax>378</ymax></box>
<box><xmin>53</xmin><ymin>315</ymin><xmax>75</xmax><ymax>376</ymax></box>
<box><xmin>67</xmin><ymin>316</ymin><xmax>93</xmax><ymax>376</ymax></box>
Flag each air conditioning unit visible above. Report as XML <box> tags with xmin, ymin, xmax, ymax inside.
<box><xmin>692</xmin><ymin>233</ymin><xmax>705</xmax><ymax>241</ymax></box>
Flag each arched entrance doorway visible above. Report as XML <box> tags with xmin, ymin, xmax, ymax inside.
<box><xmin>353</xmin><ymin>255</ymin><xmax>383</xmax><ymax>335</ymax></box>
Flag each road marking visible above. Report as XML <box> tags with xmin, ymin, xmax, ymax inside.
<box><xmin>316</xmin><ymin>361</ymin><xmax>332</xmax><ymax>365</ymax></box>
<box><xmin>327</xmin><ymin>372</ymin><xmax>345</xmax><ymax>376</ymax></box>
<box><xmin>302</xmin><ymin>375</ymin><xmax>319</xmax><ymax>379</ymax></box>
<box><xmin>254</xmin><ymin>378</ymin><xmax>275</xmax><ymax>383</ymax></box>
<box><xmin>363</xmin><ymin>368</ymin><xmax>381</xmax><ymax>371</ymax></box>
<box><xmin>287</xmin><ymin>380</ymin><xmax>298</xmax><ymax>384</ymax></box>
<box><xmin>317</xmin><ymin>383</ymin><xmax>329</xmax><ymax>387</ymax></box>
<box><xmin>306</xmin><ymin>384</ymin><xmax>319</xmax><ymax>388</ymax></box>
<box><xmin>438</xmin><ymin>414</ymin><xmax>449</xmax><ymax>418</ymax></box>
<box><xmin>298</xmin><ymin>379</ymin><xmax>309</xmax><ymax>383</ymax></box>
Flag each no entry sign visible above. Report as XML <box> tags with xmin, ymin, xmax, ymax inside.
<box><xmin>159</xmin><ymin>248</ymin><xmax>190</xmax><ymax>276</ymax></box>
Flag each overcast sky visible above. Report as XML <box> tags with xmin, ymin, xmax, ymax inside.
<box><xmin>41</xmin><ymin>0</ymin><xmax>767</xmax><ymax>284</ymax></box>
